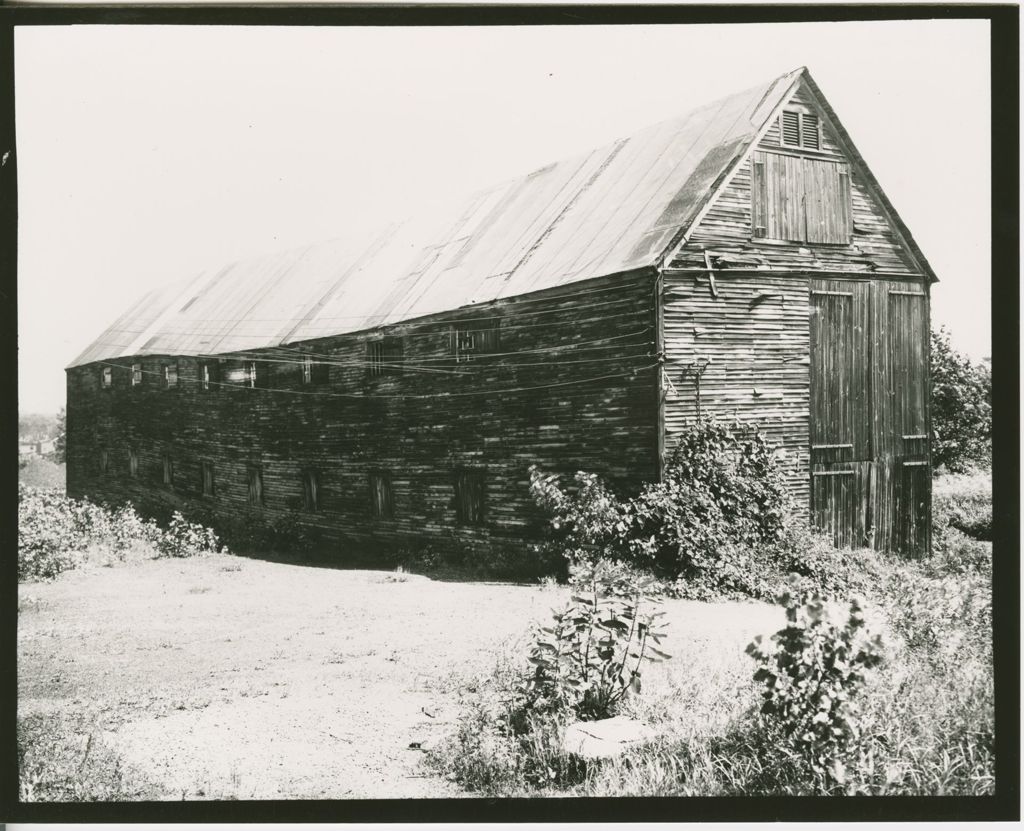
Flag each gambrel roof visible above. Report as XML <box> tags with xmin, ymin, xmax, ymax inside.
<box><xmin>70</xmin><ymin>67</ymin><xmax>935</xmax><ymax>368</ymax></box>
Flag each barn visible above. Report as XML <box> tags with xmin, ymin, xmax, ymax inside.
<box><xmin>65</xmin><ymin>66</ymin><xmax>935</xmax><ymax>561</ymax></box>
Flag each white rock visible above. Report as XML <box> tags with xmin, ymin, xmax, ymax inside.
<box><xmin>562</xmin><ymin>716</ymin><xmax>654</xmax><ymax>760</ymax></box>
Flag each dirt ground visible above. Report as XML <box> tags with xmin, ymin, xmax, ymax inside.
<box><xmin>18</xmin><ymin>553</ymin><xmax>783</xmax><ymax>799</ymax></box>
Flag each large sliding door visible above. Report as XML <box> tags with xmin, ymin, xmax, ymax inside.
<box><xmin>809</xmin><ymin>280</ymin><xmax>872</xmax><ymax>549</ymax></box>
<box><xmin>809</xmin><ymin>278</ymin><xmax>929</xmax><ymax>557</ymax></box>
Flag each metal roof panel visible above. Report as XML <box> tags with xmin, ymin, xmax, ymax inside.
<box><xmin>70</xmin><ymin>69</ymin><xmax>803</xmax><ymax>367</ymax></box>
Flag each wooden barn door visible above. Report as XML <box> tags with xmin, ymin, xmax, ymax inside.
<box><xmin>808</xmin><ymin>280</ymin><xmax>873</xmax><ymax>548</ymax></box>
<box><xmin>809</xmin><ymin>278</ymin><xmax>930</xmax><ymax>556</ymax></box>
<box><xmin>872</xmin><ymin>287</ymin><xmax>930</xmax><ymax>558</ymax></box>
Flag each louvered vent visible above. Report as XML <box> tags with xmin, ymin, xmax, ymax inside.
<box><xmin>802</xmin><ymin>112</ymin><xmax>820</xmax><ymax>149</ymax></box>
<box><xmin>781</xmin><ymin>111</ymin><xmax>801</xmax><ymax>145</ymax></box>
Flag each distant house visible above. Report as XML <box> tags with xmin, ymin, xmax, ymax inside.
<box><xmin>65</xmin><ymin>67</ymin><xmax>934</xmax><ymax>559</ymax></box>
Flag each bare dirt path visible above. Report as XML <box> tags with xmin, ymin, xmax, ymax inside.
<box><xmin>18</xmin><ymin>553</ymin><xmax>782</xmax><ymax>799</ymax></box>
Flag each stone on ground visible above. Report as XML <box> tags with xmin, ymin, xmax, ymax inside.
<box><xmin>562</xmin><ymin>716</ymin><xmax>654</xmax><ymax>760</ymax></box>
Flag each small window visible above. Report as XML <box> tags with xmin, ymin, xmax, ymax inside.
<box><xmin>302</xmin><ymin>355</ymin><xmax>329</xmax><ymax>385</ymax></box>
<box><xmin>454</xmin><ymin>468</ymin><xmax>487</xmax><ymax>526</ymax></box>
<box><xmin>369</xmin><ymin>471</ymin><xmax>394</xmax><ymax>519</ymax></box>
<box><xmin>131</xmin><ymin>363</ymin><xmax>143</xmax><ymax>387</ymax></box>
<box><xmin>101</xmin><ymin>367</ymin><xmax>113</xmax><ymax>389</ymax></box>
<box><xmin>199</xmin><ymin>361</ymin><xmax>220</xmax><ymax>391</ymax></box>
<box><xmin>302</xmin><ymin>468</ymin><xmax>320</xmax><ymax>512</ymax></box>
<box><xmin>779</xmin><ymin>109</ymin><xmax>821</xmax><ymax>151</ymax></box>
<box><xmin>247</xmin><ymin>464</ymin><xmax>264</xmax><ymax>506</ymax></box>
<box><xmin>162</xmin><ymin>453</ymin><xmax>174</xmax><ymax>487</ymax></box>
<box><xmin>128</xmin><ymin>447</ymin><xmax>138</xmax><ymax>478</ymax></box>
<box><xmin>227</xmin><ymin>360</ymin><xmax>261</xmax><ymax>388</ymax></box>
<box><xmin>452</xmin><ymin>319</ymin><xmax>500</xmax><ymax>363</ymax></box>
<box><xmin>99</xmin><ymin>448</ymin><xmax>109</xmax><ymax>474</ymax></box>
<box><xmin>367</xmin><ymin>337</ymin><xmax>403</xmax><ymax>377</ymax></box>
<box><xmin>164</xmin><ymin>363</ymin><xmax>178</xmax><ymax>389</ymax></box>
<box><xmin>202</xmin><ymin>460</ymin><xmax>215</xmax><ymax>496</ymax></box>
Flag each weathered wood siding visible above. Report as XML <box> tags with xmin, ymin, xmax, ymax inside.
<box><xmin>66</xmin><ymin>270</ymin><xmax>660</xmax><ymax>558</ymax></box>
<box><xmin>664</xmin><ymin>81</ymin><xmax>931</xmax><ymax>556</ymax></box>
<box><xmin>677</xmin><ymin>86</ymin><xmax>919</xmax><ymax>276</ymax></box>
<box><xmin>661</xmin><ymin>271</ymin><xmax>812</xmax><ymax>510</ymax></box>
<box><xmin>808</xmin><ymin>277</ymin><xmax>930</xmax><ymax>556</ymax></box>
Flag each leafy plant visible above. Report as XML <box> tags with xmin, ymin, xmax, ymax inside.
<box><xmin>746</xmin><ymin>577</ymin><xmax>885</xmax><ymax>793</ymax></box>
<box><xmin>529</xmin><ymin>417</ymin><xmax>793</xmax><ymax>596</ymax></box>
<box><xmin>524</xmin><ymin>559</ymin><xmax>669</xmax><ymax>722</ymax></box>
<box><xmin>18</xmin><ymin>486</ymin><xmax>226</xmax><ymax>581</ymax></box>
<box><xmin>156</xmin><ymin>512</ymin><xmax>224</xmax><ymax>558</ymax></box>
<box><xmin>930</xmin><ymin>327</ymin><xmax>991</xmax><ymax>473</ymax></box>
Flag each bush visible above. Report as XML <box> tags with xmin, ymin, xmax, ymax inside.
<box><xmin>746</xmin><ymin>577</ymin><xmax>885</xmax><ymax>793</ymax></box>
<box><xmin>18</xmin><ymin>486</ymin><xmax>226</xmax><ymax>581</ymax></box>
<box><xmin>524</xmin><ymin>560</ymin><xmax>669</xmax><ymax>722</ymax></box>
<box><xmin>529</xmin><ymin>417</ymin><xmax>791</xmax><ymax>596</ymax></box>
<box><xmin>933</xmin><ymin>470</ymin><xmax>992</xmax><ymax>545</ymax></box>
<box><xmin>156</xmin><ymin>512</ymin><xmax>224</xmax><ymax>558</ymax></box>
<box><xmin>930</xmin><ymin>327</ymin><xmax>991</xmax><ymax>473</ymax></box>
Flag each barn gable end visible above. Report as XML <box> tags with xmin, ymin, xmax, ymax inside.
<box><xmin>659</xmin><ymin>73</ymin><xmax>932</xmax><ymax>557</ymax></box>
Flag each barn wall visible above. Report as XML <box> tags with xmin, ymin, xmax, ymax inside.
<box><xmin>660</xmin><ymin>271</ymin><xmax>812</xmax><ymax>511</ymax></box>
<box><xmin>65</xmin><ymin>270</ymin><xmax>660</xmax><ymax>560</ymax></box>
<box><xmin>660</xmin><ymin>270</ymin><xmax>931</xmax><ymax>555</ymax></box>
<box><xmin>662</xmin><ymin>81</ymin><xmax>932</xmax><ymax>556</ymax></box>
<box><xmin>674</xmin><ymin>86</ymin><xmax>920</xmax><ymax>276</ymax></box>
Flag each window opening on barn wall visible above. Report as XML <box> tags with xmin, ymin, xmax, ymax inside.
<box><xmin>128</xmin><ymin>447</ymin><xmax>138</xmax><ymax>478</ymax></box>
<box><xmin>367</xmin><ymin>337</ymin><xmax>403</xmax><ymax>378</ymax></box>
<box><xmin>451</xmin><ymin>319</ymin><xmax>501</xmax><ymax>363</ymax></box>
<box><xmin>454</xmin><ymin>468</ymin><xmax>487</xmax><ymax>526</ymax></box>
<box><xmin>368</xmin><ymin>471</ymin><xmax>394</xmax><ymax>518</ymax></box>
<box><xmin>302</xmin><ymin>469</ymin><xmax>320</xmax><ymax>512</ymax></box>
<box><xmin>200</xmin><ymin>361</ymin><xmax>220</xmax><ymax>391</ymax></box>
<box><xmin>164</xmin><ymin>363</ymin><xmax>178</xmax><ymax>389</ymax></box>
<box><xmin>202</xmin><ymin>461</ymin><xmax>215</xmax><ymax>496</ymax></box>
<box><xmin>779</xmin><ymin>109</ymin><xmax>821</xmax><ymax>151</ymax></box>
<box><xmin>750</xmin><ymin>151</ymin><xmax>851</xmax><ymax>244</ymax></box>
<box><xmin>101</xmin><ymin>367</ymin><xmax>113</xmax><ymax>388</ymax></box>
<box><xmin>247</xmin><ymin>464</ymin><xmax>264</xmax><ymax>506</ymax></box>
<box><xmin>99</xmin><ymin>448</ymin><xmax>109</xmax><ymax>474</ymax></box>
<box><xmin>246</xmin><ymin>361</ymin><xmax>258</xmax><ymax>389</ymax></box>
<box><xmin>131</xmin><ymin>363</ymin><xmax>143</xmax><ymax>387</ymax></box>
<box><xmin>162</xmin><ymin>453</ymin><xmax>174</xmax><ymax>487</ymax></box>
<box><xmin>302</xmin><ymin>355</ymin><xmax>329</xmax><ymax>385</ymax></box>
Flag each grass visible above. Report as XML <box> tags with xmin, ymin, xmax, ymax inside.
<box><xmin>17</xmin><ymin>553</ymin><xmax>584</xmax><ymax>799</ymax></box>
<box><xmin>428</xmin><ymin>467</ymin><xmax>994</xmax><ymax>797</ymax></box>
<box><xmin>18</xmin><ymin>456</ymin><xmax>65</xmax><ymax>489</ymax></box>
<box><xmin>19</xmin><ymin>713</ymin><xmax>163</xmax><ymax>802</ymax></box>
<box><xmin>17</xmin><ymin>468</ymin><xmax>993</xmax><ymax>800</ymax></box>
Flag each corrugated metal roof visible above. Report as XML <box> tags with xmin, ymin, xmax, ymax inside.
<box><xmin>70</xmin><ymin>68</ymin><xmax>803</xmax><ymax>368</ymax></box>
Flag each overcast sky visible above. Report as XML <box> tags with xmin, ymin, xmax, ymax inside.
<box><xmin>16</xmin><ymin>19</ymin><xmax>991</xmax><ymax>414</ymax></box>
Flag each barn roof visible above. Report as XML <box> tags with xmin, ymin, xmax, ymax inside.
<box><xmin>71</xmin><ymin>66</ymin><xmax>926</xmax><ymax>368</ymax></box>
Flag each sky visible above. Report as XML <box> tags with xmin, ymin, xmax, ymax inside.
<box><xmin>15</xmin><ymin>19</ymin><xmax>991</xmax><ymax>415</ymax></box>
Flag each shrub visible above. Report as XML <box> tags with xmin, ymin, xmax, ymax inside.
<box><xmin>529</xmin><ymin>417</ymin><xmax>791</xmax><ymax>595</ymax></box>
<box><xmin>762</xmin><ymin>522</ymin><xmax>872</xmax><ymax>599</ymax></box>
<box><xmin>524</xmin><ymin>559</ymin><xmax>669</xmax><ymax>722</ymax></box>
<box><xmin>878</xmin><ymin>564</ymin><xmax>991</xmax><ymax>663</ymax></box>
<box><xmin>156</xmin><ymin>512</ymin><xmax>224</xmax><ymax>558</ymax></box>
<box><xmin>746</xmin><ymin>576</ymin><xmax>885</xmax><ymax>793</ymax></box>
<box><xmin>18</xmin><ymin>486</ymin><xmax>226</xmax><ymax>581</ymax></box>
<box><xmin>930</xmin><ymin>327</ymin><xmax>991</xmax><ymax>473</ymax></box>
<box><xmin>933</xmin><ymin>470</ymin><xmax>992</xmax><ymax>546</ymax></box>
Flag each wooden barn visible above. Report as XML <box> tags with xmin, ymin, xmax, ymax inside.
<box><xmin>65</xmin><ymin>67</ymin><xmax>935</xmax><ymax>560</ymax></box>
